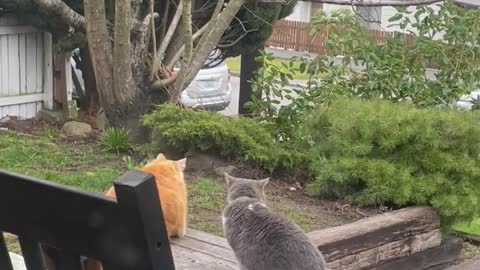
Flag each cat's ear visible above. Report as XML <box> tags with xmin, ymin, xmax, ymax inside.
<box><xmin>156</xmin><ymin>153</ymin><xmax>166</xmax><ymax>160</ymax></box>
<box><xmin>256</xmin><ymin>178</ymin><xmax>270</xmax><ymax>191</ymax></box>
<box><xmin>177</xmin><ymin>158</ymin><xmax>187</xmax><ymax>171</ymax></box>
<box><xmin>225</xmin><ymin>173</ymin><xmax>234</xmax><ymax>186</ymax></box>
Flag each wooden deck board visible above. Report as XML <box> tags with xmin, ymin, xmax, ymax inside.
<box><xmin>170</xmin><ymin>229</ymin><xmax>237</xmax><ymax>270</ymax></box>
<box><xmin>447</xmin><ymin>258</ymin><xmax>480</xmax><ymax>270</ymax></box>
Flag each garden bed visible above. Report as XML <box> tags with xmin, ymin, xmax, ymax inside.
<box><xmin>0</xmin><ymin>117</ymin><xmax>376</xmax><ymax>247</ymax></box>
<box><xmin>1</xmin><ymin>117</ymin><xmax>479</xmax><ymax>266</ymax></box>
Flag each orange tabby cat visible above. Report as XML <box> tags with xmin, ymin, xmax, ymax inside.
<box><xmin>59</xmin><ymin>154</ymin><xmax>188</xmax><ymax>270</ymax></box>
<box><xmin>105</xmin><ymin>153</ymin><xmax>188</xmax><ymax>237</ymax></box>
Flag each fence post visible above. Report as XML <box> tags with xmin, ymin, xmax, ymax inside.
<box><xmin>295</xmin><ymin>21</ymin><xmax>301</xmax><ymax>51</ymax></box>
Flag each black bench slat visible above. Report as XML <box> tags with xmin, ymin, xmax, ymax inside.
<box><xmin>56</xmin><ymin>250</ymin><xmax>83</xmax><ymax>270</ymax></box>
<box><xmin>18</xmin><ymin>237</ymin><xmax>46</xmax><ymax>270</ymax></box>
<box><xmin>114</xmin><ymin>171</ymin><xmax>175</xmax><ymax>270</ymax></box>
<box><xmin>0</xmin><ymin>169</ymin><xmax>176</xmax><ymax>270</ymax></box>
<box><xmin>0</xmin><ymin>233</ymin><xmax>14</xmax><ymax>270</ymax></box>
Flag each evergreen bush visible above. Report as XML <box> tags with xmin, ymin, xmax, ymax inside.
<box><xmin>142</xmin><ymin>105</ymin><xmax>300</xmax><ymax>172</ymax></box>
<box><xmin>304</xmin><ymin>98</ymin><xmax>480</xmax><ymax>222</ymax></box>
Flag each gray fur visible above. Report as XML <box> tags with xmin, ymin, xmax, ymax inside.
<box><xmin>222</xmin><ymin>174</ymin><xmax>328</xmax><ymax>270</ymax></box>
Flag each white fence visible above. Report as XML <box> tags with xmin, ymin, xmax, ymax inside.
<box><xmin>0</xmin><ymin>15</ymin><xmax>53</xmax><ymax>119</ymax></box>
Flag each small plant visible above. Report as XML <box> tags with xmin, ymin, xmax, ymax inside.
<box><xmin>122</xmin><ymin>156</ymin><xmax>148</xmax><ymax>170</ymax></box>
<box><xmin>99</xmin><ymin>127</ymin><xmax>131</xmax><ymax>154</ymax></box>
<box><xmin>43</xmin><ymin>128</ymin><xmax>60</xmax><ymax>142</ymax></box>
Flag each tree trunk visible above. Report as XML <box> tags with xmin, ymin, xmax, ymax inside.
<box><xmin>107</xmin><ymin>90</ymin><xmax>151</xmax><ymax>144</ymax></box>
<box><xmin>84</xmin><ymin>0</ymin><xmax>114</xmax><ymax>108</ymax></box>
<box><xmin>79</xmin><ymin>47</ymin><xmax>98</xmax><ymax>115</ymax></box>
<box><xmin>113</xmin><ymin>0</ymin><xmax>135</xmax><ymax>104</ymax></box>
<box><xmin>239</xmin><ymin>42</ymin><xmax>265</xmax><ymax>115</ymax></box>
<box><xmin>84</xmin><ymin>0</ymin><xmax>152</xmax><ymax>143</ymax></box>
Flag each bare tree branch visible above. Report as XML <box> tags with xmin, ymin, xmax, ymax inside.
<box><xmin>211</xmin><ymin>0</ymin><xmax>226</xmax><ymax>19</ymax></box>
<box><xmin>167</xmin><ymin>23</ymin><xmax>209</xmax><ymax>69</ymax></box>
<box><xmin>150</xmin><ymin>73</ymin><xmax>179</xmax><ymax>91</ymax></box>
<box><xmin>172</xmin><ymin>0</ymin><xmax>194</xmax><ymax>96</ymax></box>
<box><xmin>152</xmin><ymin>0</ymin><xmax>184</xmax><ymax>78</ymax></box>
<box><xmin>181</xmin><ymin>0</ymin><xmax>247</xmax><ymax>92</ymax></box>
<box><xmin>113</xmin><ymin>0</ymin><xmax>135</xmax><ymax>105</ymax></box>
<box><xmin>151</xmin><ymin>0</ymin><xmax>223</xmax><ymax>91</ymax></box>
<box><xmin>149</xmin><ymin>0</ymin><xmax>157</xmax><ymax>81</ymax></box>
<box><xmin>217</xmin><ymin>16</ymin><xmax>258</xmax><ymax>48</ymax></box>
<box><xmin>84</xmin><ymin>0</ymin><xmax>114</xmax><ymax>107</ymax></box>
<box><xmin>32</xmin><ymin>0</ymin><xmax>85</xmax><ymax>30</ymax></box>
<box><xmin>217</xmin><ymin>28</ymin><xmax>257</xmax><ymax>48</ymax></box>
<box><xmin>303</xmin><ymin>0</ymin><xmax>444</xmax><ymax>7</ymax></box>
<box><xmin>161</xmin><ymin>0</ymin><xmax>171</xmax><ymax>40</ymax></box>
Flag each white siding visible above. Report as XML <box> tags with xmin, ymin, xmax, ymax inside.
<box><xmin>288</xmin><ymin>3</ymin><xmax>442</xmax><ymax>34</ymax></box>
<box><xmin>0</xmin><ymin>15</ymin><xmax>53</xmax><ymax>119</ymax></box>
<box><xmin>286</xmin><ymin>1</ymin><xmax>312</xmax><ymax>22</ymax></box>
<box><xmin>323</xmin><ymin>4</ymin><xmax>350</xmax><ymax>13</ymax></box>
<box><xmin>381</xmin><ymin>4</ymin><xmax>442</xmax><ymax>34</ymax></box>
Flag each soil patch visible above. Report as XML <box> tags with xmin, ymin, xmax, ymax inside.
<box><xmin>183</xmin><ymin>153</ymin><xmax>380</xmax><ymax>236</ymax></box>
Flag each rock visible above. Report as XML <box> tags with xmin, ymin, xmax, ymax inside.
<box><xmin>0</xmin><ymin>116</ymin><xmax>11</xmax><ymax>123</ymax></box>
<box><xmin>214</xmin><ymin>165</ymin><xmax>237</xmax><ymax>177</ymax></box>
<box><xmin>64</xmin><ymin>100</ymin><xmax>78</xmax><ymax>120</ymax></box>
<box><xmin>61</xmin><ymin>121</ymin><xmax>92</xmax><ymax>137</ymax></box>
<box><xmin>38</xmin><ymin>109</ymin><xmax>64</xmax><ymax>123</ymax></box>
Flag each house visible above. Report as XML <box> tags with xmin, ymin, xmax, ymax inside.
<box><xmin>0</xmin><ymin>15</ymin><xmax>74</xmax><ymax>120</ymax></box>
<box><xmin>286</xmin><ymin>0</ymin><xmax>478</xmax><ymax>32</ymax></box>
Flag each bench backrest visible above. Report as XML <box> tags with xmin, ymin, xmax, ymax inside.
<box><xmin>0</xmin><ymin>169</ymin><xmax>176</xmax><ymax>270</ymax></box>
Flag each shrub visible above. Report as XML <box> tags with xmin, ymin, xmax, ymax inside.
<box><xmin>99</xmin><ymin>127</ymin><xmax>131</xmax><ymax>154</ymax></box>
<box><xmin>304</xmin><ymin>98</ymin><xmax>480</xmax><ymax>222</ymax></box>
<box><xmin>142</xmin><ymin>105</ymin><xmax>300</xmax><ymax>172</ymax></box>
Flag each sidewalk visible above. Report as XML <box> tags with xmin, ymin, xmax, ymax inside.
<box><xmin>265</xmin><ymin>47</ymin><xmax>317</xmax><ymax>60</ymax></box>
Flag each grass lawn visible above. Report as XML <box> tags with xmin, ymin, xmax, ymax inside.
<box><xmin>0</xmin><ymin>132</ymin><xmax>122</xmax><ymax>192</ymax></box>
<box><xmin>225</xmin><ymin>56</ymin><xmax>311</xmax><ymax>81</ymax></box>
<box><xmin>0</xmin><ymin>131</ymin><xmax>125</xmax><ymax>254</ymax></box>
<box><xmin>0</xmin><ymin>127</ymin><xmax>370</xmax><ymax>244</ymax></box>
<box><xmin>187</xmin><ymin>177</ymin><xmax>320</xmax><ymax>235</ymax></box>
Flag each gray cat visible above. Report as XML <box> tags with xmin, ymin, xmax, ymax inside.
<box><xmin>222</xmin><ymin>173</ymin><xmax>329</xmax><ymax>270</ymax></box>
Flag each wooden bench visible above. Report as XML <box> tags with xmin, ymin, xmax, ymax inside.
<box><xmin>0</xmin><ymin>169</ymin><xmax>176</xmax><ymax>270</ymax></box>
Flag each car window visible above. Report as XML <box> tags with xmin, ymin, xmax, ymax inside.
<box><xmin>172</xmin><ymin>50</ymin><xmax>224</xmax><ymax>70</ymax></box>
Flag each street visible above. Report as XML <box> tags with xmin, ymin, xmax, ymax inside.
<box><xmin>220</xmin><ymin>76</ymin><xmax>240</xmax><ymax>116</ymax></box>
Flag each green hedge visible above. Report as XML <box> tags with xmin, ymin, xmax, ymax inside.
<box><xmin>304</xmin><ymin>98</ymin><xmax>480</xmax><ymax>222</ymax></box>
<box><xmin>142</xmin><ymin>105</ymin><xmax>299</xmax><ymax>172</ymax></box>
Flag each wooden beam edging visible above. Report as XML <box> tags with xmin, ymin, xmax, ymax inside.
<box><xmin>307</xmin><ymin>207</ymin><xmax>443</xmax><ymax>269</ymax></box>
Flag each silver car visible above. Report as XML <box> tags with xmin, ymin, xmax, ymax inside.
<box><xmin>176</xmin><ymin>54</ymin><xmax>232</xmax><ymax>111</ymax></box>
<box><xmin>456</xmin><ymin>90</ymin><xmax>480</xmax><ymax>110</ymax></box>
<box><xmin>71</xmin><ymin>49</ymin><xmax>232</xmax><ymax>112</ymax></box>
